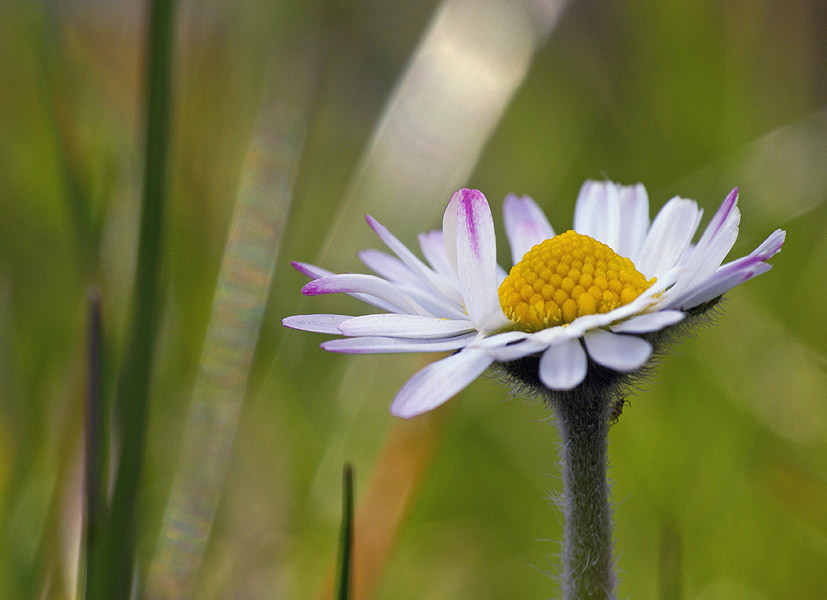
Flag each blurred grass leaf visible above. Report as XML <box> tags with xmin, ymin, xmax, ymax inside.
<box><xmin>144</xmin><ymin>96</ymin><xmax>305</xmax><ymax>598</ymax></box>
<box><xmin>319</xmin><ymin>0</ymin><xmax>569</xmax><ymax>269</ymax></box>
<box><xmin>336</xmin><ymin>464</ymin><xmax>354</xmax><ymax>600</ymax></box>
<box><xmin>88</xmin><ymin>0</ymin><xmax>175</xmax><ymax>596</ymax></box>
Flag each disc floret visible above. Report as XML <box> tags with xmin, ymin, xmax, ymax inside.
<box><xmin>498</xmin><ymin>230</ymin><xmax>655</xmax><ymax>332</ymax></box>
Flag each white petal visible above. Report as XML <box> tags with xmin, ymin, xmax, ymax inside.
<box><xmin>293</xmin><ymin>262</ymin><xmax>401</xmax><ymax>313</ymax></box>
<box><xmin>610</xmin><ymin>310</ymin><xmax>685</xmax><ymax>333</ymax></box>
<box><xmin>291</xmin><ymin>260</ymin><xmax>333</xmax><ymax>279</ymax></box>
<box><xmin>572</xmin><ymin>180</ymin><xmax>597</xmax><ymax>234</ymax></box>
<box><xmin>496</xmin><ymin>264</ymin><xmax>508</xmax><ymax>285</ymax></box>
<box><xmin>452</xmin><ymin>189</ymin><xmax>510</xmax><ymax>333</ymax></box>
<box><xmin>675</xmin><ymin>228</ymin><xmax>785</xmax><ymax>308</ymax></box>
<box><xmin>390</xmin><ymin>349</ymin><xmax>493</xmax><ymax>418</ymax></box>
<box><xmin>322</xmin><ymin>334</ymin><xmax>475</xmax><ymax>354</ymax></box>
<box><xmin>358</xmin><ymin>249</ymin><xmax>420</xmax><ymax>285</ymax></box>
<box><xmin>352</xmin><ymin>295</ymin><xmax>403</xmax><ymax>314</ymax></box>
<box><xmin>366</xmin><ymin>215</ymin><xmax>463</xmax><ymax>304</ymax></box>
<box><xmin>539</xmin><ymin>338</ymin><xmax>588</xmax><ymax>390</ymax></box>
<box><xmin>677</xmin><ymin>263</ymin><xmax>771</xmax><ymax>308</ymax></box>
<box><xmin>282</xmin><ymin>314</ymin><xmax>352</xmax><ymax>334</ymax></box>
<box><xmin>530</xmin><ymin>321</ymin><xmax>586</xmax><ymax>344</ymax></box>
<box><xmin>418</xmin><ymin>230</ymin><xmax>456</xmax><ymax>281</ymax></box>
<box><xmin>584</xmin><ymin>329</ymin><xmax>652</xmax><ymax>372</ymax></box>
<box><xmin>484</xmin><ymin>339</ymin><xmax>548</xmax><ymax>361</ymax></box>
<box><xmin>573</xmin><ymin>181</ymin><xmax>622</xmax><ymax>250</ymax></box>
<box><xmin>394</xmin><ymin>282</ymin><xmax>468</xmax><ymax>320</ymax></box>
<box><xmin>474</xmin><ymin>331</ymin><xmax>543</xmax><ymax>361</ymax></box>
<box><xmin>338</xmin><ymin>314</ymin><xmax>476</xmax><ymax>339</ymax></box>
<box><xmin>696</xmin><ymin>188</ymin><xmax>741</xmax><ymax>250</ymax></box>
<box><xmin>503</xmin><ymin>194</ymin><xmax>554</xmax><ymax>265</ymax></box>
<box><xmin>352</xmin><ymin>295</ymin><xmax>402</xmax><ymax>314</ymax></box>
<box><xmin>303</xmin><ymin>274</ymin><xmax>428</xmax><ymax>316</ymax></box>
<box><xmin>749</xmin><ymin>227</ymin><xmax>786</xmax><ymax>259</ymax></box>
<box><xmin>442</xmin><ymin>190</ymin><xmax>461</xmax><ymax>276</ymax></box>
<box><xmin>663</xmin><ymin>189</ymin><xmax>742</xmax><ymax>306</ymax></box>
<box><xmin>615</xmin><ymin>183</ymin><xmax>650</xmax><ymax>262</ymax></box>
<box><xmin>636</xmin><ymin>197</ymin><xmax>703</xmax><ymax>278</ymax></box>
<box><xmin>474</xmin><ymin>330</ymin><xmax>531</xmax><ymax>347</ymax></box>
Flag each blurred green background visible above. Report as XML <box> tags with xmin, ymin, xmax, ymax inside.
<box><xmin>2</xmin><ymin>0</ymin><xmax>827</xmax><ymax>598</ymax></box>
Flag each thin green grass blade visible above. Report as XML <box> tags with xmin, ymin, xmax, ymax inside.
<box><xmin>86</xmin><ymin>0</ymin><xmax>176</xmax><ymax>597</ymax></box>
<box><xmin>335</xmin><ymin>464</ymin><xmax>354</xmax><ymax>600</ymax></box>
<box><xmin>82</xmin><ymin>288</ymin><xmax>108</xmax><ymax>598</ymax></box>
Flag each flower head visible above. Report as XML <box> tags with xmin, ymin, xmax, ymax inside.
<box><xmin>284</xmin><ymin>182</ymin><xmax>784</xmax><ymax>418</ymax></box>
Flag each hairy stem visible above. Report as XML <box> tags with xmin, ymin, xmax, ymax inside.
<box><xmin>551</xmin><ymin>391</ymin><xmax>616</xmax><ymax>600</ymax></box>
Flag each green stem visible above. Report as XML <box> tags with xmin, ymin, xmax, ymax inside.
<box><xmin>551</xmin><ymin>391</ymin><xmax>616</xmax><ymax>600</ymax></box>
<box><xmin>85</xmin><ymin>0</ymin><xmax>175</xmax><ymax>596</ymax></box>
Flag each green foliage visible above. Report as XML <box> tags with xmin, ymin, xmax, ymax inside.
<box><xmin>0</xmin><ymin>1</ymin><xmax>825</xmax><ymax>599</ymax></box>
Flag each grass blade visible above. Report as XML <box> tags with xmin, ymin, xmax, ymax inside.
<box><xmin>336</xmin><ymin>464</ymin><xmax>354</xmax><ymax>600</ymax></box>
<box><xmin>85</xmin><ymin>0</ymin><xmax>176</xmax><ymax>596</ymax></box>
<box><xmin>82</xmin><ymin>288</ymin><xmax>108</xmax><ymax>597</ymax></box>
<box><xmin>316</xmin><ymin>411</ymin><xmax>447</xmax><ymax>600</ymax></box>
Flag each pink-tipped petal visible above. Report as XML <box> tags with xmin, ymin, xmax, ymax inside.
<box><xmin>503</xmin><ymin>194</ymin><xmax>555</xmax><ymax>265</ymax></box>
<box><xmin>282</xmin><ymin>314</ymin><xmax>352</xmax><ymax>334</ymax></box>
<box><xmin>337</xmin><ymin>314</ymin><xmax>475</xmax><ymax>339</ymax></box>
<box><xmin>667</xmin><ymin>188</ymin><xmax>741</xmax><ymax>301</ymax></box>
<box><xmin>291</xmin><ymin>261</ymin><xmax>333</xmax><ymax>279</ymax></box>
<box><xmin>584</xmin><ymin>329</ymin><xmax>652</xmax><ymax>372</ymax></box>
<box><xmin>750</xmin><ymin>228</ymin><xmax>786</xmax><ymax>258</ymax></box>
<box><xmin>705</xmin><ymin>187</ymin><xmax>740</xmax><ymax>239</ymax></box>
<box><xmin>692</xmin><ymin>188</ymin><xmax>742</xmax><ymax>266</ymax></box>
<box><xmin>539</xmin><ymin>338</ymin><xmax>588</xmax><ymax>390</ymax></box>
<box><xmin>452</xmin><ymin>189</ymin><xmax>510</xmax><ymax>332</ymax></box>
<box><xmin>390</xmin><ymin>349</ymin><xmax>493</xmax><ymax>418</ymax></box>
<box><xmin>637</xmin><ymin>197</ymin><xmax>703</xmax><ymax>278</ymax></box>
<box><xmin>293</xmin><ymin>263</ymin><xmax>399</xmax><ymax>313</ymax></box>
<box><xmin>302</xmin><ymin>274</ymin><xmax>427</xmax><ymax>315</ymax></box>
<box><xmin>673</xmin><ymin>229</ymin><xmax>784</xmax><ymax>307</ymax></box>
<box><xmin>678</xmin><ymin>263</ymin><xmax>772</xmax><ymax>308</ymax></box>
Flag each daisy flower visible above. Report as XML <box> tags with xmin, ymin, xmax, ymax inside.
<box><xmin>283</xmin><ymin>182</ymin><xmax>784</xmax><ymax>418</ymax></box>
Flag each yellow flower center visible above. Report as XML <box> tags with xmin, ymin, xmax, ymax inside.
<box><xmin>498</xmin><ymin>230</ymin><xmax>656</xmax><ymax>332</ymax></box>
